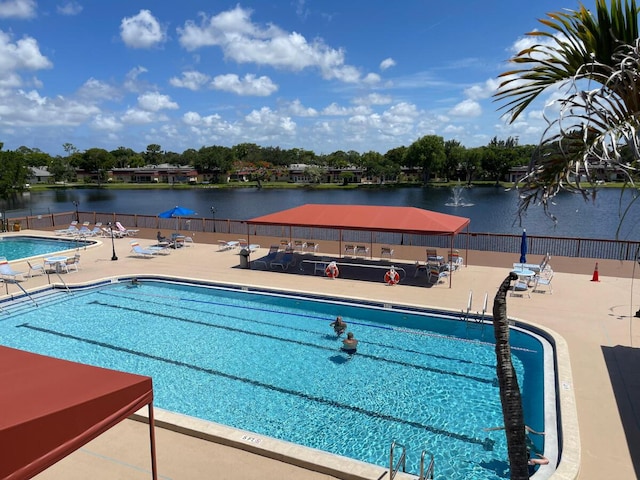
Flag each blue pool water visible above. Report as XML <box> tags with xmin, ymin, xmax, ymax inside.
<box><xmin>0</xmin><ymin>235</ymin><xmax>92</xmax><ymax>261</ymax></box>
<box><xmin>1</xmin><ymin>280</ymin><xmax>547</xmax><ymax>479</ymax></box>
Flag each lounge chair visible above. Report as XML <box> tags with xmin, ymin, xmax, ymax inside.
<box><xmin>130</xmin><ymin>241</ymin><xmax>158</xmax><ymax>258</ymax></box>
<box><xmin>514</xmin><ymin>253</ymin><xmax>551</xmax><ymax>274</ymax></box>
<box><xmin>183</xmin><ymin>236</ymin><xmax>194</xmax><ymax>247</ymax></box>
<box><xmin>102</xmin><ymin>227</ymin><xmax>125</xmax><ymax>238</ymax></box>
<box><xmin>253</xmin><ymin>245</ymin><xmax>279</xmax><ymax>269</ymax></box>
<box><xmin>116</xmin><ymin>221</ymin><xmax>139</xmax><ymax>236</ymax></box>
<box><xmin>271</xmin><ymin>248</ymin><xmax>295</xmax><ymax>270</ymax></box>
<box><xmin>218</xmin><ymin>240</ymin><xmax>238</xmax><ymax>251</ymax></box>
<box><xmin>77</xmin><ymin>225</ymin><xmax>94</xmax><ymax>236</ymax></box>
<box><xmin>0</xmin><ymin>260</ymin><xmax>26</xmax><ymax>281</ymax></box>
<box><xmin>27</xmin><ymin>259</ymin><xmax>45</xmax><ymax>277</ymax></box>
<box><xmin>54</xmin><ymin>224</ymin><xmax>79</xmax><ymax>236</ymax></box>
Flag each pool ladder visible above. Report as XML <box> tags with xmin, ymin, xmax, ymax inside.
<box><xmin>389</xmin><ymin>441</ymin><xmax>434</xmax><ymax>480</ymax></box>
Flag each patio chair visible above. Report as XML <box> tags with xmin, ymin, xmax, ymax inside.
<box><xmin>427</xmin><ymin>263</ymin><xmax>448</xmax><ymax>285</ymax></box>
<box><xmin>63</xmin><ymin>254</ymin><xmax>81</xmax><ymax>273</ymax></box>
<box><xmin>448</xmin><ymin>250</ymin><xmax>464</xmax><ymax>271</ymax></box>
<box><xmin>253</xmin><ymin>245</ymin><xmax>280</xmax><ymax>269</ymax></box>
<box><xmin>344</xmin><ymin>244</ymin><xmax>355</xmax><ymax>256</ymax></box>
<box><xmin>27</xmin><ymin>259</ymin><xmax>45</xmax><ymax>277</ymax></box>
<box><xmin>293</xmin><ymin>240</ymin><xmax>306</xmax><ymax>252</ymax></box>
<box><xmin>305</xmin><ymin>242</ymin><xmax>319</xmax><ymax>253</ymax></box>
<box><xmin>381</xmin><ymin>246</ymin><xmax>394</xmax><ymax>259</ymax></box>
<box><xmin>532</xmin><ymin>271</ymin><xmax>554</xmax><ymax>294</ymax></box>
<box><xmin>355</xmin><ymin>245</ymin><xmax>369</xmax><ymax>257</ymax></box>
<box><xmin>426</xmin><ymin>248</ymin><xmax>443</xmax><ymax>263</ymax></box>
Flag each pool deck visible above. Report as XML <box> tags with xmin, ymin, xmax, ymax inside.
<box><xmin>6</xmin><ymin>229</ymin><xmax>638</xmax><ymax>480</ymax></box>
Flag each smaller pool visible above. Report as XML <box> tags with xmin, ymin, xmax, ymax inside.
<box><xmin>0</xmin><ymin>235</ymin><xmax>95</xmax><ymax>261</ymax></box>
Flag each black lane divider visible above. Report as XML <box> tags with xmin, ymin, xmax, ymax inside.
<box><xmin>97</xmin><ymin>290</ymin><xmax>497</xmax><ymax>370</ymax></box>
<box><xmin>18</xmin><ymin>322</ymin><xmax>495</xmax><ymax>451</ymax></box>
<box><xmin>87</xmin><ymin>299</ymin><xmax>496</xmax><ymax>386</ymax></box>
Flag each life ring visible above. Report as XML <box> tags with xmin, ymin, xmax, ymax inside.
<box><xmin>325</xmin><ymin>262</ymin><xmax>339</xmax><ymax>278</ymax></box>
<box><xmin>385</xmin><ymin>269</ymin><xmax>400</xmax><ymax>285</ymax></box>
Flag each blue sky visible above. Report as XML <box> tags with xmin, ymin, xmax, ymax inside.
<box><xmin>0</xmin><ymin>0</ymin><xmax>597</xmax><ymax>157</ymax></box>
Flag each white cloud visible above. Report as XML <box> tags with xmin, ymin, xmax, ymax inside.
<box><xmin>120</xmin><ymin>10</ymin><xmax>166</xmax><ymax>49</ymax></box>
<box><xmin>0</xmin><ymin>30</ymin><xmax>52</xmax><ymax>76</ymax></box>
<box><xmin>123</xmin><ymin>66</ymin><xmax>148</xmax><ymax>92</ymax></box>
<box><xmin>137</xmin><ymin>91</ymin><xmax>178</xmax><ymax>112</ymax></box>
<box><xmin>244</xmin><ymin>107</ymin><xmax>296</xmax><ymax>135</ymax></box>
<box><xmin>177</xmin><ymin>5</ymin><xmax>368</xmax><ymax>83</ymax></box>
<box><xmin>56</xmin><ymin>1</ymin><xmax>82</xmax><ymax>16</ymax></box>
<box><xmin>76</xmin><ymin>78</ymin><xmax>121</xmax><ymax>102</ymax></box>
<box><xmin>121</xmin><ymin>108</ymin><xmax>157</xmax><ymax>124</ymax></box>
<box><xmin>169</xmin><ymin>70</ymin><xmax>211</xmax><ymax>91</ymax></box>
<box><xmin>464</xmin><ymin>78</ymin><xmax>500</xmax><ymax>100</ymax></box>
<box><xmin>322</xmin><ymin>102</ymin><xmax>371</xmax><ymax>116</ymax></box>
<box><xmin>92</xmin><ymin>114</ymin><xmax>122</xmax><ymax>131</ymax></box>
<box><xmin>0</xmin><ymin>0</ymin><xmax>36</xmax><ymax>18</ymax></box>
<box><xmin>284</xmin><ymin>99</ymin><xmax>317</xmax><ymax>117</ymax></box>
<box><xmin>353</xmin><ymin>93</ymin><xmax>392</xmax><ymax>106</ymax></box>
<box><xmin>380</xmin><ymin>58</ymin><xmax>395</xmax><ymax>70</ymax></box>
<box><xmin>449</xmin><ymin>99</ymin><xmax>481</xmax><ymax>117</ymax></box>
<box><xmin>211</xmin><ymin>73</ymin><xmax>278</xmax><ymax>96</ymax></box>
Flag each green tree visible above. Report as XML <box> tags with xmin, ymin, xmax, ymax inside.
<box><xmin>404</xmin><ymin>135</ymin><xmax>445</xmax><ymax>184</ymax></box>
<box><xmin>76</xmin><ymin>148</ymin><xmax>115</xmax><ymax>185</ymax></box>
<box><xmin>144</xmin><ymin>144</ymin><xmax>163</xmax><ymax>165</ymax></box>
<box><xmin>494</xmin><ymin>0</ymin><xmax>640</xmax><ymax>214</ymax></box>
<box><xmin>0</xmin><ymin>148</ymin><xmax>30</xmax><ymax>199</ymax></box>
<box><xmin>444</xmin><ymin>140</ymin><xmax>466</xmax><ymax>182</ymax></box>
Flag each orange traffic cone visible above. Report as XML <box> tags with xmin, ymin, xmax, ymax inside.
<box><xmin>591</xmin><ymin>262</ymin><xmax>600</xmax><ymax>282</ymax></box>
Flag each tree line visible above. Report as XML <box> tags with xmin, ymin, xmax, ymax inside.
<box><xmin>0</xmin><ymin>135</ymin><xmax>534</xmax><ymax>198</ymax></box>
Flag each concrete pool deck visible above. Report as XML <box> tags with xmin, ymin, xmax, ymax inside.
<box><xmin>3</xmin><ymin>229</ymin><xmax>637</xmax><ymax>480</ymax></box>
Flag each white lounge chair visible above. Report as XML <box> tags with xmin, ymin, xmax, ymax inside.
<box><xmin>116</xmin><ymin>221</ymin><xmax>139</xmax><ymax>236</ymax></box>
<box><xmin>0</xmin><ymin>260</ymin><xmax>26</xmax><ymax>281</ymax></box>
<box><xmin>130</xmin><ymin>241</ymin><xmax>158</xmax><ymax>258</ymax></box>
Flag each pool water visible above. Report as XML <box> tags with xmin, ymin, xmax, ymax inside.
<box><xmin>1</xmin><ymin>280</ymin><xmax>546</xmax><ymax>479</ymax></box>
<box><xmin>0</xmin><ymin>235</ymin><xmax>92</xmax><ymax>261</ymax></box>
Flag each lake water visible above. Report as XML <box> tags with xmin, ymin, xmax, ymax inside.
<box><xmin>4</xmin><ymin>185</ymin><xmax>640</xmax><ymax>240</ymax></box>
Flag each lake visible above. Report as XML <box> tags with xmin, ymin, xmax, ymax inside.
<box><xmin>4</xmin><ymin>185</ymin><xmax>640</xmax><ymax>240</ymax></box>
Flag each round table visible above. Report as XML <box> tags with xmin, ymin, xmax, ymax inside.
<box><xmin>45</xmin><ymin>256</ymin><xmax>68</xmax><ymax>273</ymax></box>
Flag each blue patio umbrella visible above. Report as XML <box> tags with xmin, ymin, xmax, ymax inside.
<box><xmin>519</xmin><ymin>229</ymin><xmax>528</xmax><ymax>264</ymax></box>
<box><xmin>158</xmin><ymin>206</ymin><xmax>196</xmax><ymax>231</ymax></box>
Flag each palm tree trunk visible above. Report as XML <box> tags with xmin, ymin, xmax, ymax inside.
<box><xmin>492</xmin><ymin>272</ymin><xmax>529</xmax><ymax>479</ymax></box>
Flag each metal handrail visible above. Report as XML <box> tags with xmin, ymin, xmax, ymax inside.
<box><xmin>389</xmin><ymin>441</ymin><xmax>407</xmax><ymax>480</ymax></box>
<box><xmin>419</xmin><ymin>450</ymin><xmax>435</xmax><ymax>480</ymax></box>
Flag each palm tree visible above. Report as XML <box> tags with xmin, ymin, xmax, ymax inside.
<box><xmin>494</xmin><ymin>0</ymin><xmax>640</xmax><ymax>218</ymax></box>
<box><xmin>492</xmin><ymin>272</ymin><xmax>529</xmax><ymax>479</ymax></box>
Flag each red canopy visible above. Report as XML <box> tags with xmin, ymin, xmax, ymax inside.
<box><xmin>0</xmin><ymin>346</ymin><xmax>157</xmax><ymax>480</ymax></box>
<box><xmin>247</xmin><ymin>204</ymin><xmax>470</xmax><ymax>235</ymax></box>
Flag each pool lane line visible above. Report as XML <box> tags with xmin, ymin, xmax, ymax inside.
<box><xmin>86</xmin><ymin>299</ymin><xmax>497</xmax><ymax>386</ymax></box>
<box><xmin>97</xmin><ymin>290</ymin><xmax>501</xmax><ymax>367</ymax></box>
<box><xmin>108</xmin><ymin>288</ymin><xmax>537</xmax><ymax>354</ymax></box>
<box><xmin>18</xmin><ymin>322</ymin><xmax>495</xmax><ymax>452</ymax></box>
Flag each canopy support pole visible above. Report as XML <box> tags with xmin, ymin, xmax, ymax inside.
<box><xmin>148</xmin><ymin>403</ymin><xmax>158</xmax><ymax>480</ymax></box>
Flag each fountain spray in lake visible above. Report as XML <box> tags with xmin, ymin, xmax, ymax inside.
<box><xmin>445</xmin><ymin>182</ymin><xmax>474</xmax><ymax>207</ymax></box>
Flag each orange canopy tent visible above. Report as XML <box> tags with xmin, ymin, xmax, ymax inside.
<box><xmin>0</xmin><ymin>346</ymin><xmax>157</xmax><ymax>480</ymax></box>
<box><xmin>247</xmin><ymin>204</ymin><xmax>470</xmax><ymax>287</ymax></box>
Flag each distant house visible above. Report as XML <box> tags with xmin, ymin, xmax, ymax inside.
<box><xmin>110</xmin><ymin>164</ymin><xmax>201</xmax><ymax>184</ymax></box>
<box><xmin>28</xmin><ymin>166</ymin><xmax>52</xmax><ymax>184</ymax></box>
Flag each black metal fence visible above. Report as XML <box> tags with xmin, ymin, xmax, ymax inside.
<box><xmin>8</xmin><ymin>211</ymin><xmax>640</xmax><ymax>262</ymax></box>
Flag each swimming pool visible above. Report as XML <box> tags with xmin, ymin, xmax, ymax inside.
<box><xmin>0</xmin><ymin>235</ymin><xmax>94</xmax><ymax>261</ymax></box>
<box><xmin>1</xmin><ymin>279</ymin><xmax>552</xmax><ymax>479</ymax></box>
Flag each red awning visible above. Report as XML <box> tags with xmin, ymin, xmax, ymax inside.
<box><xmin>247</xmin><ymin>204</ymin><xmax>470</xmax><ymax>235</ymax></box>
<box><xmin>0</xmin><ymin>346</ymin><xmax>157</xmax><ymax>480</ymax></box>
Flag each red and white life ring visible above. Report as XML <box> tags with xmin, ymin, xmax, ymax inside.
<box><xmin>325</xmin><ymin>262</ymin><xmax>339</xmax><ymax>278</ymax></box>
<box><xmin>385</xmin><ymin>269</ymin><xmax>400</xmax><ymax>285</ymax></box>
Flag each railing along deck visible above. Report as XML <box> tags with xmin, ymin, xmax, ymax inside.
<box><xmin>9</xmin><ymin>211</ymin><xmax>640</xmax><ymax>262</ymax></box>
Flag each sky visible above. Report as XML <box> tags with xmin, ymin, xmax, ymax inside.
<box><xmin>0</xmin><ymin>0</ymin><xmax>598</xmax><ymax>157</ymax></box>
